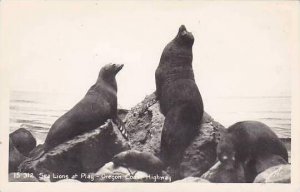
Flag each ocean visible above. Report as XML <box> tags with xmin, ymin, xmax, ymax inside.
<box><xmin>9</xmin><ymin>90</ymin><xmax>291</xmax><ymax>145</ymax></box>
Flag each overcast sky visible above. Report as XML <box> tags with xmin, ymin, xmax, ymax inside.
<box><xmin>1</xmin><ymin>1</ymin><xmax>298</xmax><ymax>109</ymax></box>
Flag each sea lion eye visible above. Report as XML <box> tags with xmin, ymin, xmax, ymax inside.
<box><xmin>222</xmin><ymin>155</ymin><xmax>228</xmax><ymax>160</ymax></box>
<box><xmin>232</xmin><ymin>156</ymin><xmax>235</xmax><ymax>161</ymax></box>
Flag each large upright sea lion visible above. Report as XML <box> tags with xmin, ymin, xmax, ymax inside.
<box><xmin>217</xmin><ymin>121</ymin><xmax>288</xmax><ymax>182</ymax></box>
<box><xmin>155</xmin><ymin>25</ymin><xmax>204</xmax><ymax>168</ymax></box>
<box><xmin>44</xmin><ymin>63</ymin><xmax>126</xmax><ymax>151</ymax></box>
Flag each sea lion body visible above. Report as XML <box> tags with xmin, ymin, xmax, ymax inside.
<box><xmin>217</xmin><ymin>121</ymin><xmax>288</xmax><ymax>182</ymax></box>
<box><xmin>9</xmin><ymin>137</ymin><xmax>27</xmax><ymax>172</ymax></box>
<box><xmin>10</xmin><ymin>128</ymin><xmax>37</xmax><ymax>156</ymax></box>
<box><xmin>44</xmin><ymin>63</ymin><xmax>124</xmax><ymax>151</ymax></box>
<box><xmin>155</xmin><ymin>25</ymin><xmax>204</xmax><ymax>167</ymax></box>
<box><xmin>112</xmin><ymin>150</ymin><xmax>164</xmax><ymax>175</ymax></box>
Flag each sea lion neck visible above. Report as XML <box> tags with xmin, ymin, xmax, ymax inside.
<box><xmin>96</xmin><ymin>73</ymin><xmax>117</xmax><ymax>92</ymax></box>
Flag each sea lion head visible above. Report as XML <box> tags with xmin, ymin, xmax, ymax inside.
<box><xmin>217</xmin><ymin>134</ymin><xmax>237</xmax><ymax>169</ymax></box>
<box><xmin>158</xmin><ymin>25</ymin><xmax>194</xmax><ymax>69</ymax></box>
<box><xmin>112</xmin><ymin>150</ymin><xmax>133</xmax><ymax>167</ymax></box>
<box><xmin>175</xmin><ymin>25</ymin><xmax>194</xmax><ymax>47</ymax></box>
<box><xmin>97</xmin><ymin>63</ymin><xmax>123</xmax><ymax>90</ymax></box>
<box><xmin>99</xmin><ymin>63</ymin><xmax>124</xmax><ymax>78</ymax></box>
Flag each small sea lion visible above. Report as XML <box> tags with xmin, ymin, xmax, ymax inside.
<box><xmin>201</xmin><ymin>161</ymin><xmax>246</xmax><ymax>183</ymax></box>
<box><xmin>9</xmin><ymin>138</ymin><xmax>27</xmax><ymax>173</ymax></box>
<box><xmin>10</xmin><ymin>128</ymin><xmax>37</xmax><ymax>156</ymax></box>
<box><xmin>155</xmin><ymin>25</ymin><xmax>204</xmax><ymax>167</ymax></box>
<box><xmin>217</xmin><ymin>121</ymin><xmax>288</xmax><ymax>182</ymax></box>
<box><xmin>112</xmin><ymin>150</ymin><xmax>164</xmax><ymax>175</ymax></box>
<box><xmin>44</xmin><ymin>63</ymin><xmax>127</xmax><ymax>151</ymax></box>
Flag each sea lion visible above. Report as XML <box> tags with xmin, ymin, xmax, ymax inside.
<box><xmin>10</xmin><ymin>128</ymin><xmax>37</xmax><ymax>156</ymax></box>
<box><xmin>201</xmin><ymin>161</ymin><xmax>246</xmax><ymax>183</ymax></box>
<box><xmin>44</xmin><ymin>63</ymin><xmax>126</xmax><ymax>151</ymax></box>
<box><xmin>155</xmin><ymin>25</ymin><xmax>204</xmax><ymax>168</ymax></box>
<box><xmin>217</xmin><ymin>121</ymin><xmax>288</xmax><ymax>182</ymax></box>
<box><xmin>9</xmin><ymin>137</ymin><xmax>27</xmax><ymax>173</ymax></box>
<box><xmin>112</xmin><ymin>150</ymin><xmax>164</xmax><ymax>175</ymax></box>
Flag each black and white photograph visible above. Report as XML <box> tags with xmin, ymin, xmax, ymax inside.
<box><xmin>0</xmin><ymin>0</ymin><xmax>299</xmax><ymax>191</ymax></box>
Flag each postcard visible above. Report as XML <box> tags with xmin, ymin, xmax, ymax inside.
<box><xmin>0</xmin><ymin>1</ymin><xmax>299</xmax><ymax>191</ymax></box>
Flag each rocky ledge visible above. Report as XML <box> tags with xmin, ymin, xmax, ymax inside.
<box><xmin>17</xmin><ymin>121</ymin><xmax>129</xmax><ymax>182</ymax></box>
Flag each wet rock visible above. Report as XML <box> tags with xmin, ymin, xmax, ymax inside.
<box><xmin>18</xmin><ymin>120</ymin><xmax>130</xmax><ymax>181</ymax></box>
<box><xmin>254</xmin><ymin>164</ymin><xmax>290</xmax><ymax>183</ymax></box>
<box><xmin>124</xmin><ymin>93</ymin><xmax>225</xmax><ymax>180</ymax></box>
<box><xmin>9</xmin><ymin>138</ymin><xmax>27</xmax><ymax>173</ymax></box>
<box><xmin>125</xmin><ymin>93</ymin><xmax>162</xmax><ymax>154</ymax></box>
<box><xmin>173</xmin><ymin>177</ymin><xmax>210</xmax><ymax>183</ymax></box>
<box><xmin>179</xmin><ymin>119</ymin><xmax>223</xmax><ymax>179</ymax></box>
<box><xmin>9</xmin><ymin>172</ymin><xmax>39</xmax><ymax>182</ymax></box>
<box><xmin>10</xmin><ymin>128</ymin><xmax>37</xmax><ymax>156</ymax></box>
<box><xmin>200</xmin><ymin>161</ymin><xmax>246</xmax><ymax>183</ymax></box>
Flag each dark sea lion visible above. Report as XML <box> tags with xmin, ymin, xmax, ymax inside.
<box><xmin>217</xmin><ymin>121</ymin><xmax>288</xmax><ymax>182</ymax></box>
<box><xmin>10</xmin><ymin>128</ymin><xmax>37</xmax><ymax>156</ymax></box>
<box><xmin>44</xmin><ymin>63</ymin><xmax>126</xmax><ymax>151</ymax></box>
<box><xmin>112</xmin><ymin>150</ymin><xmax>164</xmax><ymax>175</ymax></box>
<box><xmin>9</xmin><ymin>137</ymin><xmax>27</xmax><ymax>172</ymax></box>
<box><xmin>201</xmin><ymin>161</ymin><xmax>246</xmax><ymax>183</ymax></box>
<box><xmin>155</xmin><ymin>25</ymin><xmax>204</xmax><ymax>168</ymax></box>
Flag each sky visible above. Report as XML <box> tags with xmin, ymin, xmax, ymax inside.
<box><xmin>1</xmin><ymin>1</ymin><xmax>299</xmax><ymax>109</ymax></box>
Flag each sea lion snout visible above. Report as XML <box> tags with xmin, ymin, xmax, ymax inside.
<box><xmin>176</xmin><ymin>25</ymin><xmax>194</xmax><ymax>46</ymax></box>
<box><xmin>100</xmin><ymin>63</ymin><xmax>124</xmax><ymax>77</ymax></box>
<box><xmin>112</xmin><ymin>155</ymin><xmax>121</xmax><ymax>166</ymax></box>
<box><xmin>114</xmin><ymin>63</ymin><xmax>124</xmax><ymax>73</ymax></box>
<box><xmin>219</xmin><ymin>154</ymin><xmax>237</xmax><ymax>170</ymax></box>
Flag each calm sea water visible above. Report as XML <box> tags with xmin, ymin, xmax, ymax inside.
<box><xmin>9</xmin><ymin>91</ymin><xmax>291</xmax><ymax>145</ymax></box>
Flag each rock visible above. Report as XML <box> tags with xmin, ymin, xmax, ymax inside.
<box><xmin>173</xmin><ymin>177</ymin><xmax>210</xmax><ymax>183</ymax></box>
<box><xmin>18</xmin><ymin>120</ymin><xmax>130</xmax><ymax>181</ymax></box>
<box><xmin>9</xmin><ymin>172</ymin><xmax>39</xmax><ymax>182</ymax></box>
<box><xmin>254</xmin><ymin>164</ymin><xmax>290</xmax><ymax>183</ymax></box>
<box><xmin>9</xmin><ymin>138</ymin><xmax>27</xmax><ymax>173</ymax></box>
<box><xmin>94</xmin><ymin>162</ymin><xmax>171</xmax><ymax>182</ymax></box>
<box><xmin>200</xmin><ymin>161</ymin><xmax>246</xmax><ymax>183</ymax></box>
<box><xmin>124</xmin><ymin>93</ymin><xmax>225</xmax><ymax>180</ymax></box>
<box><xmin>10</xmin><ymin>128</ymin><xmax>37</xmax><ymax>156</ymax></box>
<box><xmin>117</xmin><ymin>109</ymin><xmax>129</xmax><ymax>121</ymax></box>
